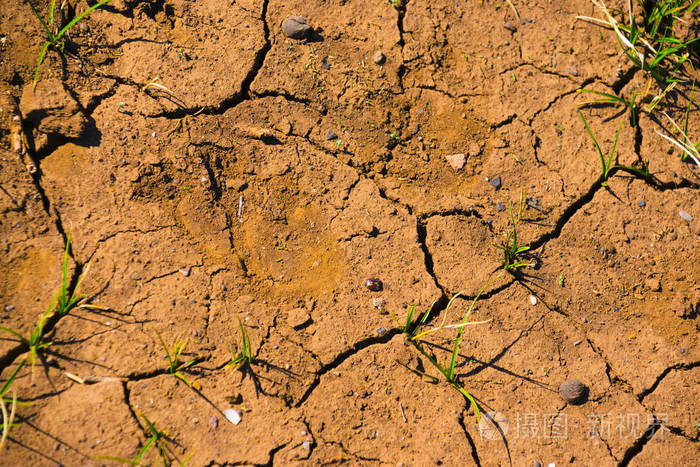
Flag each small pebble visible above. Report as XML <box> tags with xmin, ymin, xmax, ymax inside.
<box><xmin>223</xmin><ymin>408</ymin><xmax>242</xmax><ymax>425</ymax></box>
<box><xmin>320</xmin><ymin>57</ymin><xmax>330</xmax><ymax>69</ymax></box>
<box><xmin>209</xmin><ymin>416</ymin><xmax>219</xmax><ymax>429</ymax></box>
<box><xmin>302</xmin><ymin>440</ymin><xmax>311</xmax><ymax>450</ymax></box>
<box><xmin>5</xmin><ymin>304</ymin><xmax>14</xmax><ymax>312</ymax></box>
<box><xmin>365</xmin><ymin>278</ymin><xmax>383</xmax><ymax>292</ymax></box>
<box><xmin>489</xmin><ymin>176</ymin><xmax>502</xmax><ymax>190</ymax></box>
<box><xmin>373</xmin><ymin>297</ymin><xmax>386</xmax><ymax>311</ymax></box>
<box><xmin>679</xmin><ymin>210</ymin><xmax>693</xmax><ymax>222</ymax></box>
<box><xmin>377</xmin><ymin>327</ymin><xmax>387</xmax><ymax>336</ymax></box>
<box><xmin>179</xmin><ymin>267</ymin><xmax>191</xmax><ymax>277</ymax></box>
<box><xmin>637</xmin><ymin>200</ymin><xmax>646</xmax><ymax>207</ymax></box>
<box><xmin>567</xmin><ymin>66</ymin><xmax>579</xmax><ymax>76</ymax></box>
<box><xmin>559</xmin><ymin>379</ymin><xmax>589</xmax><ymax>405</ymax></box>
<box><xmin>326</xmin><ymin>131</ymin><xmax>338</xmax><ymax>141</ymax></box>
<box><xmin>503</xmin><ymin>22</ymin><xmax>517</xmax><ymax>32</ymax></box>
<box><xmin>529</xmin><ymin>295</ymin><xmax>537</xmax><ymax>306</ymax></box>
<box><xmin>373</xmin><ymin>50</ymin><xmax>386</xmax><ymax>65</ymax></box>
<box><xmin>282</xmin><ymin>15</ymin><xmax>312</xmax><ymax>40</ymax></box>
<box><xmin>496</xmin><ymin>202</ymin><xmax>506</xmax><ymax>212</ymax></box>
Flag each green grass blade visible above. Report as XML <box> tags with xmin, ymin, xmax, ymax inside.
<box><xmin>451</xmin><ymin>382</ymin><xmax>481</xmax><ymax>423</ymax></box>
<box><xmin>0</xmin><ymin>359</ymin><xmax>26</xmax><ymax>398</ymax></box>
<box><xmin>412</xmin><ymin>342</ymin><xmax>451</xmax><ymax>381</ymax></box>
<box><xmin>154</xmin><ymin>329</ymin><xmax>174</xmax><ymax>371</ymax></box>
<box><xmin>650</xmin><ymin>41</ymin><xmax>696</xmax><ymax>69</ymax></box>
<box><xmin>57</xmin><ymin>0</ymin><xmax>113</xmax><ymax>39</ymax></box>
<box><xmin>174</xmin><ymin>372</ymin><xmax>192</xmax><ymax>387</ymax></box>
<box><xmin>33</xmin><ymin>41</ymin><xmax>51</xmax><ymax>82</ymax></box>
<box><xmin>448</xmin><ymin>275</ymin><xmax>496</xmax><ymax>381</ymax></box>
<box><xmin>134</xmin><ymin>435</ymin><xmax>157</xmax><ymax>464</ymax></box>
<box><xmin>578</xmin><ymin>88</ymin><xmax>629</xmax><ymax>107</ymax></box>
<box><xmin>578</xmin><ymin>111</ymin><xmax>608</xmax><ymax>175</ymax></box>
<box><xmin>403</xmin><ymin>304</ymin><xmax>415</xmax><ymax>333</ymax></box>
<box><xmin>607</xmin><ymin>120</ymin><xmax>623</xmax><ymax>176</ymax></box>
<box><xmin>23</xmin><ymin>0</ymin><xmax>55</xmax><ymax>43</ymax></box>
<box><xmin>48</xmin><ymin>0</ymin><xmax>56</xmax><ymax>27</ymax></box>
<box><xmin>0</xmin><ymin>327</ymin><xmax>27</xmax><ymax>344</ymax></box>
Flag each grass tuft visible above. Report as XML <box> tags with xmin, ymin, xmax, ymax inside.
<box><xmin>400</xmin><ymin>276</ymin><xmax>498</xmax><ymax>423</ymax></box>
<box><xmin>492</xmin><ymin>192</ymin><xmax>531</xmax><ymax>271</ymax></box>
<box><xmin>23</xmin><ymin>0</ymin><xmax>113</xmax><ymax>82</ymax></box>
<box><xmin>226</xmin><ymin>317</ymin><xmax>255</xmax><ymax>370</ymax></box>
<box><xmin>0</xmin><ymin>358</ymin><xmax>30</xmax><ymax>452</ymax></box>
<box><xmin>100</xmin><ymin>412</ymin><xmax>191</xmax><ymax>466</ymax></box>
<box><xmin>154</xmin><ymin>329</ymin><xmax>201</xmax><ymax>387</ymax></box>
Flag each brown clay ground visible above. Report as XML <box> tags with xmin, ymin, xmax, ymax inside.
<box><xmin>1</xmin><ymin>0</ymin><xmax>699</xmax><ymax>465</ymax></box>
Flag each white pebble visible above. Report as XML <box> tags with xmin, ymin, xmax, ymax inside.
<box><xmin>529</xmin><ymin>295</ymin><xmax>537</xmax><ymax>306</ymax></box>
<box><xmin>679</xmin><ymin>210</ymin><xmax>693</xmax><ymax>222</ymax></box>
<box><xmin>223</xmin><ymin>408</ymin><xmax>242</xmax><ymax>425</ymax></box>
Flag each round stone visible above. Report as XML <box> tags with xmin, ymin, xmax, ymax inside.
<box><xmin>559</xmin><ymin>379</ymin><xmax>589</xmax><ymax>405</ymax></box>
<box><xmin>373</xmin><ymin>50</ymin><xmax>386</xmax><ymax>65</ymax></box>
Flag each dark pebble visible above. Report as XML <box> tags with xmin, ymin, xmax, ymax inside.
<box><xmin>326</xmin><ymin>131</ymin><xmax>338</xmax><ymax>141</ymax></box>
<box><xmin>321</xmin><ymin>57</ymin><xmax>330</xmax><ymax>69</ymax></box>
<box><xmin>365</xmin><ymin>278</ymin><xmax>383</xmax><ymax>292</ymax></box>
<box><xmin>496</xmin><ymin>202</ymin><xmax>506</xmax><ymax>212</ymax></box>
<box><xmin>503</xmin><ymin>22</ymin><xmax>517</xmax><ymax>32</ymax></box>
<box><xmin>637</xmin><ymin>200</ymin><xmax>646</xmax><ymax>207</ymax></box>
<box><xmin>489</xmin><ymin>176</ymin><xmax>502</xmax><ymax>190</ymax></box>
<box><xmin>559</xmin><ymin>379</ymin><xmax>589</xmax><ymax>405</ymax></box>
<box><xmin>373</xmin><ymin>50</ymin><xmax>386</xmax><ymax>65</ymax></box>
<box><xmin>282</xmin><ymin>15</ymin><xmax>313</xmax><ymax>40</ymax></box>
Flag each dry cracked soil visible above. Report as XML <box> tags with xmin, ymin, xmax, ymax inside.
<box><xmin>0</xmin><ymin>0</ymin><xmax>699</xmax><ymax>466</ymax></box>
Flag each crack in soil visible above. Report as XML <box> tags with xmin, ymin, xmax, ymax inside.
<box><xmin>395</xmin><ymin>0</ymin><xmax>409</xmax><ymax>91</ymax></box>
<box><xmin>458</xmin><ymin>411</ymin><xmax>482</xmax><ymax>466</ymax></box>
<box><xmin>637</xmin><ymin>359</ymin><xmax>700</xmax><ymax>402</ymax></box>
<box><xmin>294</xmin><ymin>328</ymin><xmax>402</xmax><ymax>408</ymax></box>
<box><xmin>526</xmin><ymin>78</ymin><xmax>596</xmax><ymax>126</ymax></box>
<box><xmin>617</xmin><ymin>415</ymin><xmax>662</xmax><ymax>466</ymax></box>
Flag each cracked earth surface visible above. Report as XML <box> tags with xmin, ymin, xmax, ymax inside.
<box><xmin>1</xmin><ymin>0</ymin><xmax>698</xmax><ymax>465</ymax></box>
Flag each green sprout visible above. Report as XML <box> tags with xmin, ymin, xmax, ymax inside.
<box><xmin>23</xmin><ymin>0</ymin><xmax>113</xmax><ymax>82</ymax></box>
<box><xmin>0</xmin><ymin>358</ymin><xmax>30</xmax><ymax>452</ymax></box>
<box><xmin>154</xmin><ymin>330</ymin><xmax>200</xmax><ymax>387</ymax></box>
<box><xmin>399</xmin><ymin>277</ymin><xmax>497</xmax><ymax>423</ymax></box>
<box><xmin>101</xmin><ymin>413</ymin><xmax>191</xmax><ymax>466</ymax></box>
<box><xmin>579</xmin><ymin>111</ymin><xmax>651</xmax><ymax>185</ymax></box>
<box><xmin>226</xmin><ymin>317</ymin><xmax>255</xmax><ymax>369</ymax></box>
<box><xmin>0</xmin><ymin>234</ymin><xmax>97</xmax><ymax>376</ymax></box>
<box><xmin>493</xmin><ymin>194</ymin><xmax>531</xmax><ymax>271</ymax></box>
<box><xmin>579</xmin><ymin>111</ymin><xmax>622</xmax><ymax>186</ymax></box>
<box><xmin>1</xmin><ymin>302</ymin><xmax>54</xmax><ymax>376</ymax></box>
<box><xmin>578</xmin><ymin>88</ymin><xmax>641</xmax><ymax>127</ymax></box>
